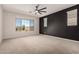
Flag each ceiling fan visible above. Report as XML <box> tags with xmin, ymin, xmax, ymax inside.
<box><xmin>34</xmin><ymin>4</ymin><xmax>47</xmax><ymax>15</ymax></box>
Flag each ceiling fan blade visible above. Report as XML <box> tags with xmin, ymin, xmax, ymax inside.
<box><xmin>38</xmin><ymin>11</ymin><xmax>42</xmax><ymax>14</ymax></box>
<box><xmin>35</xmin><ymin>4</ymin><xmax>39</xmax><ymax>10</ymax></box>
<box><xmin>38</xmin><ymin>7</ymin><xmax>47</xmax><ymax>11</ymax></box>
<box><xmin>39</xmin><ymin>11</ymin><xmax>46</xmax><ymax>13</ymax></box>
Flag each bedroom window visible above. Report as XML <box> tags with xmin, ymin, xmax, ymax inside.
<box><xmin>67</xmin><ymin>9</ymin><xmax>77</xmax><ymax>26</ymax></box>
<box><xmin>44</xmin><ymin>17</ymin><xmax>47</xmax><ymax>27</ymax></box>
<box><xmin>16</xmin><ymin>18</ymin><xmax>34</xmax><ymax>31</ymax></box>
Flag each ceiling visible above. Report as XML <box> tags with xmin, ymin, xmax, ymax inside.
<box><xmin>2</xmin><ymin>4</ymin><xmax>76</xmax><ymax>17</ymax></box>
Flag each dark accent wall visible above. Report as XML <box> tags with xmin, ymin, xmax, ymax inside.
<box><xmin>39</xmin><ymin>5</ymin><xmax>79</xmax><ymax>41</ymax></box>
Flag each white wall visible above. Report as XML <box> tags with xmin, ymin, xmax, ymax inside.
<box><xmin>0</xmin><ymin>5</ymin><xmax>3</xmax><ymax>42</ymax></box>
<box><xmin>3</xmin><ymin>11</ymin><xmax>39</xmax><ymax>39</ymax></box>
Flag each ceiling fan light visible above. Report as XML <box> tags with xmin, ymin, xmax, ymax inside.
<box><xmin>35</xmin><ymin>11</ymin><xmax>38</xmax><ymax>13</ymax></box>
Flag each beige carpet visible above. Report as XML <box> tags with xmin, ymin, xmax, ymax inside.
<box><xmin>0</xmin><ymin>35</ymin><xmax>79</xmax><ymax>54</ymax></box>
